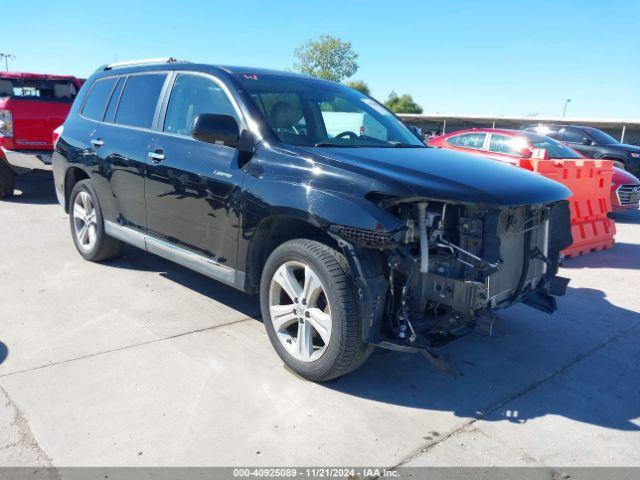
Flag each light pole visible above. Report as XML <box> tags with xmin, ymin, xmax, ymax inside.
<box><xmin>562</xmin><ymin>98</ymin><xmax>571</xmax><ymax>118</ymax></box>
<box><xmin>0</xmin><ymin>53</ymin><xmax>15</xmax><ymax>72</ymax></box>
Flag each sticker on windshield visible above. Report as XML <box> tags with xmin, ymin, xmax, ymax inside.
<box><xmin>362</xmin><ymin>98</ymin><xmax>392</xmax><ymax>116</ymax></box>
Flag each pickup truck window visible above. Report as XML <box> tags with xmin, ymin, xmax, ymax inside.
<box><xmin>115</xmin><ymin>74</ymin><xmax>166</xmax><ymax>129</ymax></box>
<box><xmin>0</xmin><ymin>78</ymin><xmax>77</xmax><ymax>102</ymax></box>
<box><xmin>164</xmin><ymin>74</ymin><xmax>238</xmax><ymax>136</ymax></box>
<box><xmin>82</xmin><ymin>77</ymin><xmax>117</xmax><ymax>121</ymax></box>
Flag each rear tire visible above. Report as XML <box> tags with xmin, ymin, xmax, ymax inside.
<box><xmin>69</xmin><ymin>180</ymin><xmax>123</xmax><ymax>262</ymax></box>
<box><xmin>0</xmin><ymin>161</ymin><xmax>15</xmax><ymax>199</ymax></box>
<box><xmin>260</xmin><ymin>239</ymin><xmax>373</xmax><ymax>381</ymax></box>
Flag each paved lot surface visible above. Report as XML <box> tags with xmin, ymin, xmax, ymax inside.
<box><xmin>0</xmin><ymin>172</ymin><xmax>639</xmax><ymax>468</ymax></box>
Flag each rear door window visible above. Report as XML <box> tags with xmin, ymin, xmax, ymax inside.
<box><xmin>82</xmin><ymin>77</ymin><xmax>118</xmax><ymax>121</ymax></box>
<box><xmin>115</xmin><ymin>74</ymin><xmax>167</xmax><ymax>129</ymax></box>
<box><xmin>447</xmin><ymin>133</ymin><xmax>486</xmax><ymax>149</ymax></box>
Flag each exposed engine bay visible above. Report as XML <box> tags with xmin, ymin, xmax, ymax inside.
<box><xmin>331</xmin><ymin>198</ymin><xmax>572</xmax><ymax>370</ymax></box>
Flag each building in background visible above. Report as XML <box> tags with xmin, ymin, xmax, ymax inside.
<box><xmin>400</xmin><ymin>113</ymin><xmax>640</xmax><ymax>145</ymax></box>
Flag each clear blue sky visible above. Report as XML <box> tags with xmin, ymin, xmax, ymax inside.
<box><xmin>5</xmin><ymin>0</ymin><xmax>639</xmax><ymax>119</ymax></box>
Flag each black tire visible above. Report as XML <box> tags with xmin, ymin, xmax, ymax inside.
<box><xmin>611</xmin><ymin>160</ymin><xmax>626</xmax><ymax>170</ymax></box>
<box><xmin>0</xmin><ymin>161</ymin><xmax>16</xmax><ymax>199</ymax></box>
<box><xmin>260</xmin><ymin>239</ymin><xmax>373</xmax><ymax>381</ymax></box>
<box><xmin>69</xmin><ymin>180</ymin><xmax>123</xmax><ymax>262</ymax></box>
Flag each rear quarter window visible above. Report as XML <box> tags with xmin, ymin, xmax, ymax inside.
<box><xmin>82</xmin><ymin>77</ymin><xmax>118</xmax><ymax>121</ymax></box>
<box><xmin>114</xmin><ymin>74</ymin><xmax>166</xmax><ymax>129</ymax></box>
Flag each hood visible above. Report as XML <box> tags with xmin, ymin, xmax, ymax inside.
<box><xmin>613</xmin><ymin>166</ymin><xmax>640</xmax><ymax>185</ymax></box>
<box><xmin>297</xmin><ymin>146</ymin><xmax>571</xmax><ymax>206</ymax></box>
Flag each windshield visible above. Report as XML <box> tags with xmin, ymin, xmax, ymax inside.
<box><xmin>526</xmin><ymin>133</ymin><xmax>583</xmax><ymax>159</ymax></box>
<box><xmin>584</xmin><ymin>128</ymin><xmax>619</xmax><ymax>145</ymax></box>
<box><xmin>0</xmin><ymin>78</ymin><xmax>78</xmax><ymax>102</ymax></box>
<box><xmin>236</xmin><ymin>73</ymin><xmax>424</xmax><ymax>148</ymax></box>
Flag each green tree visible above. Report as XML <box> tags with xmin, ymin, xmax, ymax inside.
<box><xmin>385</xmin><ymin>91</ymin><xmax>423</xmax><ymax>114</ymax></box>
<box><xmin>294</xmin><ymin>35</ymin><xmax>359</xmax><ymax>82</ymax></box>
<box><xmin>345</xmin><ymin>80</ymin><xmax>370</xmax><ymax>95</ymax></box>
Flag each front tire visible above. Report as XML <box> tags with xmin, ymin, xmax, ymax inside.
<box><xmin>260</xmin><ymin>239</ymin><xmax>373</xmax><ymax>381</ymax></box>
<box><xmin>69</xmin><ymin>180</ymin><xmax>122</xmax><ymax>261</ymax></box>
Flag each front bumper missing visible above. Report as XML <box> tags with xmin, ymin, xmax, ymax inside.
<box><xmin>1</xmin><ymin>147</ymin><xmax>53</xmax><ymax>174</ymax></box>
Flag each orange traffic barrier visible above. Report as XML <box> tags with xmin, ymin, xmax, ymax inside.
<box><xmin>517</xmin><ymin>158</ymin><xmax>615</xmax><ymax>257</ymax></box>
<box><xmin>563</xmin><ymin>216</ymin><xmax>616</xmax><ymax>258</ymax></box>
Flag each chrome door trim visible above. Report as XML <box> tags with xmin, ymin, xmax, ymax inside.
<box><xmin>104</xmin><ymin>221</ymin><xmax>245</xmax><ymax>288</ymax></box>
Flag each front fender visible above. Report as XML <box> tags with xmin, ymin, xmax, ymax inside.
<box><xmin>242</xmin><ymin>176</ymin><xmax>403</xmax><ymax>235</ymax></box>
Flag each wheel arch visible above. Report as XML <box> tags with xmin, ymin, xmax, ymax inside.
<box><xmin>244</xmin><ymin>214</ymin><xmax>340</xmax><ymax>294</ymax></box>
<box><xmin>63</xmin><ymin>167</ymin><xmax>90</xmax><ymax>212</ymax></box>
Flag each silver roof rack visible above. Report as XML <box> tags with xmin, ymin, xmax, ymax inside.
<box><xmin>103</xmin><ymin>57</ymin><xmax>183</xmax><ymax>71</ymax></box>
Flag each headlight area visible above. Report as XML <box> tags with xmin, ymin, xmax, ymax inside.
<box><xmin>329</xmin><ymin>198</ymin><xmax>572</xmax><ymax>374</ymax></box>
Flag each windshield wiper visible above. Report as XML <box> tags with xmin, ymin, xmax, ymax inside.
<box><xmin>389</xmin><ymin>142</ymin><xmax>424</xmax><ymax>148</ymax></box>
<box><xmin>313</xmin><ymin>142</ymin><xmax>365</xmax><ymax>148</ymax></box>
<box><xmin>313</xmin><ymin>141</ymin><xmax>424</xmax><ymax>148</ymax></box>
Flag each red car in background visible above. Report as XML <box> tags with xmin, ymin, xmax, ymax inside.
<box><xmin>429</xmin><ymin>128</ymin><xmax>639</xmax><ymax>211</ymax></box>
<box><xmin>428</xmin><ymin>128</ymin><xmax>584</xmax><ymax>163</ymax></box>
<box><xmin>611</xmin><ymin>167</ymin><xmax>640</xmax><ymax>211</ymax></box>
<box><xmin>0</xmin><ymin>72</ymin><xmax>83</xmax><ymax>198</ymax></box>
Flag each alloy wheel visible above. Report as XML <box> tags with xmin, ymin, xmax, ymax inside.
<box><xmin>73</xmin><ymin>191</ymin><xmax>98</xmax><ymax>252</ymax></box>
<box><xmin>268</xmin><ymin>260</ymin><xmax>332</xmax><ymax>362</ymax></box>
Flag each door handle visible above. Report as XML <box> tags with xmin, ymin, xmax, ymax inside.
<box><xmin>90</xmin><ymin>138</ymin><xmax>104</xmax><ymax>147</ymax></box>
<box><xmin>147</xmin><ymin>150</ymin><xmax>165</xmax><ymax>163</ymax></box>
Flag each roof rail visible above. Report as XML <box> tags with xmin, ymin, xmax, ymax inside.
<box><xmin>103</xmin><ymin>57</ymin><xmax>184</xmax><ymax>71</ymax></box>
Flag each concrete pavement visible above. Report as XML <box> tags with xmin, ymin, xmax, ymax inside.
<box><xmin>0</xmin><ymin>172</ymin><xmax>638</xmax><ymax>468</ymax></box>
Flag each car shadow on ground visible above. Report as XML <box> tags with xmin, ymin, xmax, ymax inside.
<box><xmin>0</xmin><ymin>342</ymin><xmax>7</xmax><ymax>365</ymax></box>
<box><xmin>103</xmin><ymin>245</ymin><xmax>261</xmax><ymax>320</ymax></box>
<box><xmin>562</xmin><ymin>242</ymin><xmax>640</xmax><ymax>270</ymax></box>
<box><xmin>5</xmin><ymin>171</ymin><xmax>58</xmax><ymax>205</ymax></box>
<box><xmin>323</xmin><ymin>286</ymin><xmax>640</xmax><ymax>432</ymax></box>
<box><xmin>610</xmin><ymin>210</ymin><xmax>640</xmax><ymax>225</ymax></box>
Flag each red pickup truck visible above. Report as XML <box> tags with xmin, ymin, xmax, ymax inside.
<box><xmin>0</xmin><ymin>72</ymin><xmax>83</xmax><ymax>198</ymax></box>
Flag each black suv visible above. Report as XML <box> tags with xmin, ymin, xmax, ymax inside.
<box><xmin>523</xmin><ymin>124</ymin><xmax>640</xmax><ymax>177</ymax></box>
<box><xmin>53</xmin><ymin>59</ymin><xmax>572</xmax><ymax>381</ymax></box>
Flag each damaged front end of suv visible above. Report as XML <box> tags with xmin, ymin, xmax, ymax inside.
<box><xmin>330</xmin><ymin>193</ymin><xmax>572</xmax><ymax>372</ymax></box>
<box><xmin>234</xmin><ymin>69</ymin><xmax>575</xmax><ymax>379</ymax></box>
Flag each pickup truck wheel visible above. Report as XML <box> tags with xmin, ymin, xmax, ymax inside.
<box><xmin>69</xmin><ymin>180</ymin><xmax>122</xmax><ymax>262</ymax></box>
<box><xmin>0</xmin><ymin>161</ymin><xmax>15</xmax><ymax>199</ymax></box>
<box><xmin>260</xmin><ymin>239</ymin><xmax>373</xmax><ymax>381</ymax></box>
